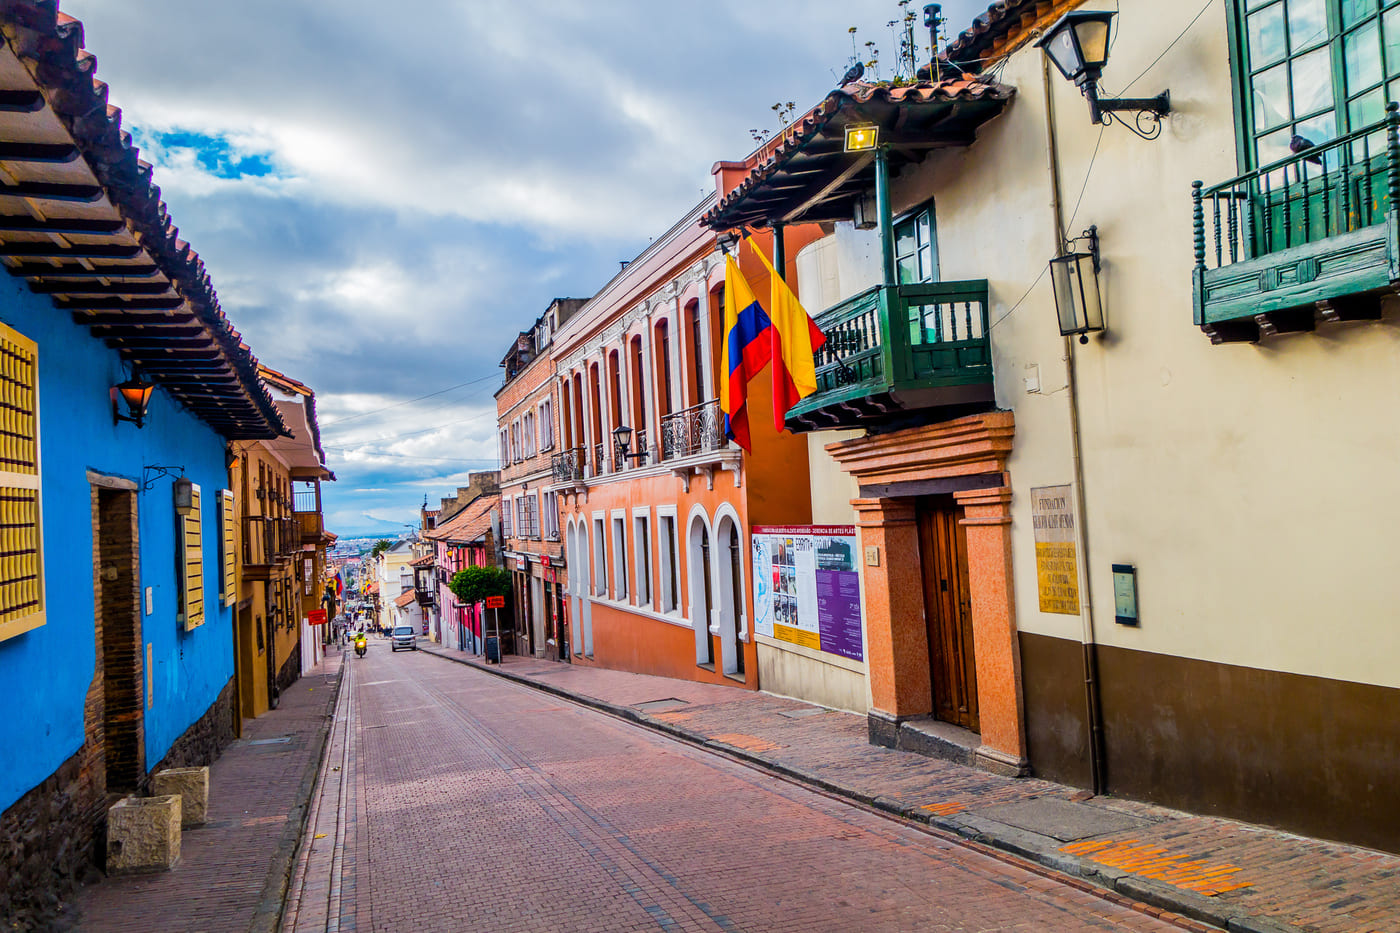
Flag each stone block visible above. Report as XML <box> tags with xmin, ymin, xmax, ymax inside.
<box><xmin>106</xmin><ymin>795</ymin><xmax>181</xmax><ymax>874</ymax></box>
<box><xmin>152</xmin><ymin>766</ymin><xmax>208</xmax><ymax>827</ymax></box>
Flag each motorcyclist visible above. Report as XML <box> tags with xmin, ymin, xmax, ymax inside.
<box><xmin>353</xmin><ymin>631</ymin><xmax>367</xmax><ymax>657</ymax></box>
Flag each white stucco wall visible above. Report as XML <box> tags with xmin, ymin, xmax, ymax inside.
<box><xmin>795</xmin><ymin>1</ymin><xmax>1400</xmax><ymax>690</ymax></box>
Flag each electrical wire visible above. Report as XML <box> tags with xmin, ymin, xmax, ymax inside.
<box><xmin>1105</xmin><ymin>0</ymin><xmax>1217</xmax><ymax>97</ymax></box>
<box><xmin>318</xmin><ymin>372</ymin><xmax>500</xmax><ymax>426</ymax></box>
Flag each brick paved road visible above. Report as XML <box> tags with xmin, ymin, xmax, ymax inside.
<box><xmin>285</xmin><ymin>645</ymin><xmax>1209</xmax><ymax>933</ymax></box>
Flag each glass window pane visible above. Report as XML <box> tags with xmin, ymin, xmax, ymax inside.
<box><xmin>1257</xmin><ymin>125</ymin><xmax>1296</xmax><ymax>168</ymax></box>
<box><xmin>918</xmin><ymin>245</ymin><xmax>934</xmax><ymax>282</ymax></box>
<box><xmin>1346</xmin><ymin>20</ymin><xmax>1384</xmax><ymax>90</ymax></box>
<box><xmin>1248</xmin><ymin>4</ymin><xmax>1288</xmax><ymax>67</ymax></box>
<box><xmin>1349</xmin><ymin>86</ymin><xmax>1385</xmax><ymax>126</ymax></box>
<box><xmin>1254</xmin><ymin>62</ymin><xmax>1293</xmax><ymax>128</ymax></box>
<box><xmin>1291</xmin><ymin>46</ymin><xmax>1336</xmax><ymax>116</ymax></box>
<box><xmin>1384</xmin><ymin>6</ymin><xmax>1400</xmax><ymax>76</ymax></box>
<box><xmin>897</xmin><ymin>256</ymin><xmax>919</xmax><ymax>285</ymax></box>
<box><xmin>895</xmin><ymin>222</ymin><xmax>916</xmax><ymax>260</ymax></box>
<box><xmin>1288</xmin><ymin>0</ymin><xmax>1329</xmax><ymax>49</ymax></box>
<box><xmin>916</xmin><ymin>213</ymin><xmax>930</xmax><ymax>249</ymax></box>
<box><xmin>1341</xmin><ymin>0</ymin><xmax>1377</xmax><ymax>29</ymax></box>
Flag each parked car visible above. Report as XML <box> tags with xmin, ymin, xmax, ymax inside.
<box><xmin>391</xmin><ymin>624</ymin><xmax>418</xmax><ymax>652</ymax></box>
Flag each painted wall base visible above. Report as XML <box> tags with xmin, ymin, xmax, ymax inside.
<box><xmin>1020</xmin><ymin>632</ymin><xmax>1400</xmax><ymax>853</ymax></box>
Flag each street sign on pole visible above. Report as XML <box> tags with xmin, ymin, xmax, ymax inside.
<box><xmin>485</xmin><ymin>595</ymin><xmax>505</xmax><ymax>609</ymax></box>
<box><xmin>308</xmin><ymin>608</ymin><xmax>328</xmax><ymax>625</ymax></box>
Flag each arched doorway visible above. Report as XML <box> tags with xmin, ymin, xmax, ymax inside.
<box><xmin>687</xmin><ymin>510</ymin><xmax>714</xmax><ymax>666</ymax></box>
<box><xmin>569</xmin><ymin>519</ymin><xmax>593</xmax><ymax>657</ymax></box>
<box><xmin>714</xmin><ymin>512</ymin><xmax>745</xmax><ymax>678</ymax></box>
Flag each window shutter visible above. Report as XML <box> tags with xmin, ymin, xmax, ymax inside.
<box><xmin>219</xmin><ymin>489</ymin><xmax>236</xmax><ymax>607</ymax></box>
<box><xmin>182</xmin><ymin>484</ymin><xmax>204</xmax><ymax>630</ymax></box>
<box><xmin>0</xmin><ymin>322</ymin><xmax>42</xmax><ymax>642</ymax></box>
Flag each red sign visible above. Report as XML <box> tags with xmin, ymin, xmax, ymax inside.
<box><xmin>485</xmin><ymin>596</ymin><xmax>505</xmax><ymax>609</ymax></box>
<box><xmin>541</xmin><ymin>555</ymin><xmax>551</xmax><ymax>568</ymax></box>
<box><xmin>308</xmin><ymin>608</ymin><xmax>328</xmax><ymax>626</ymax></box>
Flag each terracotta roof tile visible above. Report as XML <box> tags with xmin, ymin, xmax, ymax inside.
<box><xmin>0</xmin><ymin>1</ymin><xmax>286</xmax><ymax>438</ymax></box>
<box><xmin>424</xmin><ymin>494</ymin><xmax>497</xmax><ymax>544</ymax></box>
<box><xmin>941</xmin><ymin>0</ymin><xmax>1044</xmax><ymax>71</ymax></box>
<box><xmin>394</xmin><ymin>590</ymin><xmax>416</xmax><ymax>608</ymax></box>
<box><xmin>703</xmin><ymin>76</ymin><xmax>1013</xmax><ymax>230</ymax></box>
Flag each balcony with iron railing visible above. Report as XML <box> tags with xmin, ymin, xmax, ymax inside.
<box><xmin>551</xmin><ymin>447</ymin><xmax>584</xmax><ymax>484</ymax></box>
<box><xmin>783</xmin><ymin>280</ymin><xmax>994</xmax><ymax>432</ymax></box>
<box><xmin>242</xmin><ymin>514</ymin><xmax>300</xmax><ymax>581</ymax></box>
<box><xmin>1192</xmin><ymin>105</ymin><xmax>1400</xmax><ymax>343</ymax></box>
<box><xmin>660</xmin><ymin>401</ymin><xmax>725</xmax><ymax>460</ymax></box>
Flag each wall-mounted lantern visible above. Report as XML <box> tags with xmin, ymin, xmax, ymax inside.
<box><xmin>173</xmin><ymin>476</ymin><xmax>194</xmax><ymax>516</ymax></box>
<box><xmin>612</xmin><ymin>424</ymin><xmax>648</xmax><ymax>464</ymax></box>
<box><xmin>1048</xmin><ymin>226</ymin><xmax>1105</xmax><ymax>343</ymax></box>
<box><xmin>111</xmin><ymin>377</ymin><xmax>155</xmax><ymax>428</ymax></box>
<box><xmin>1036</xmin><ymin>10</ymin><xmax>1170</xmax><ymax>136</ymax></box>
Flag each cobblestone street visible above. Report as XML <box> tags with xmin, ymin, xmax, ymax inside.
<box><xmin>281</xmin><ymin>643</ymin><xmax>1205</xmax><ymax>933</ymax></box>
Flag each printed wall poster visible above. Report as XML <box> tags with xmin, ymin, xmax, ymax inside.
<box><xmin>752</xmin><ymin>525</ymin><xmax>863</xmax><ymax>662</ymax></box>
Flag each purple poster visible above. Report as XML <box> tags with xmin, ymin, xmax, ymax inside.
<box><xmin>753</xmin><ymin>526</ymin><xmax>863</xmax><ymax>663</ymax></box>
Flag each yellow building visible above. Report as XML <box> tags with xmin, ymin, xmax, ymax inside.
<box><xmin>229</xmin><ymin>365</ymin><xmax>334</xmax><ymax>720</ymax></box>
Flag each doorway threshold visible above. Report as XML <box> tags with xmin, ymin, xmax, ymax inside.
<box><xmin>892</xmin><ymin>715</ymin><xmax>979</xmax><ymax>767</ymax></box>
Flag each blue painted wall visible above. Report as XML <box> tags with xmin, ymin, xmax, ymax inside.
<box><xmin>0</xmin><ymin>272</ymin><xmax>237</xmax><ymax>813</ymax></box>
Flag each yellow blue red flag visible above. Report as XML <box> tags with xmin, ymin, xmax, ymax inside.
<box><xmin>719</xmin><ymin>253</ymin><xmax>772</xmax><ymax>452</ymax></box>
<box><xmin>746</xmin><ymin>238</ymin><xmax>825</xmax><ymax>430</ymax></box>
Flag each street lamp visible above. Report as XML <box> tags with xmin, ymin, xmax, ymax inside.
<box><xmin>1036</xmin><ymin>10</ymin><xmax>1170</xmax><ymax>134</ymax></box>
<box><xmin>1048</xmin><ymin>226</ymin><xmax>1105</xmax><ymax>343</ymax></box>
<box><xmin>111</xmin><ymin>376</ymin><xmax>155</xmax><ymax>428</ymax></box>
<box><xmin>612</xmin><ymin>425</ymin><xmax>648</xmax><ymax>464</ymax></box>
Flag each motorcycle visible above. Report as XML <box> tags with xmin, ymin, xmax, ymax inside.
<box><xmin>354</xmin><ymin>635</ymin><xmax>367</xmax><ymax>658</ymax></box>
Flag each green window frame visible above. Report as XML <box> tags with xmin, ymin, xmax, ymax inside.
<box><xmin>894</xmin><ymin>203</ymin><xmax>939</xmax><ymax>285</ymax></box>
<box><xmin>1233</xmin><ymin>0</ymin><xmax>1400</xmax><ymax>169</ymax></box>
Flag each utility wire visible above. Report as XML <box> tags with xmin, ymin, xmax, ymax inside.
<box><xmin>318</xmin><ymin>372</ymin><xmax>500</xmax><ymax>426</ymax></box>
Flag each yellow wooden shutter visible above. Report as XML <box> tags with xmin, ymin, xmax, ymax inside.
<box><xmin>0</xmin><ymin>322</ymin><xmax>42</xmax><ymax>642</ymax></box>
<box><xmin>183</xmin><ymin>485</ymin><xmax>204</xmax><ymax>631</ymax></box>
<box><xmin>219</xmin><ymin>489</ymin><xmax>236</xmax><ymax>607</ymax></box>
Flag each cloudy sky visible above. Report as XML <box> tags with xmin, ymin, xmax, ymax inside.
<box><xmin>63</xmin><ymin>0</ymin><xmax>982</xmax><ymax>537</ymax></box>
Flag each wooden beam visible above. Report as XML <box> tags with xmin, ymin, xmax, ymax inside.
<box><xmin>72</xmin><ymin>311</ymin><xmax>196</xmax><ymax>326</ymax></box>
<box><xmin>782</xmin><ymin>152</ymin><xmax>873</xmax><ymax>223</ymax></box>
<box><xmin>9</xmin><ymin>262</ymin><xmax>159</xmax><ymax>278</ymax></box>
<box><xmin>0</xmin><ymin>180</ymin><xmax>103</xmax><ymax>202</ymax></box>
<box><xmin>0</xmin><ymin>242</ymin><xmax>142</xmax><ymax>259</ymax></box>
<box><xmin>36</xmin><ymin>280</ymin><xmax>175</xmax><ymax>295</ymax></box>
<box><xmin>0</xmin><ymin>214</ymin><xmax>121</xmax><ymax>233</ymax></box>
<box><xmin>90</xmin><ymin>325</ymin><xmax>205</xmax><ymax>339</ymax></box>
<box><xmin>57</xmin><ymin>296</ymin><xmax>185</xmax><ymax>311</ymax></box>
<box><xmin>0</xmin><ymin>90</ymin><xmax>43</xmax><ymax>113</ymax></box>
<box><xmin>0</xmin><ymin>143</ymin><xmax>79</xmax><ymax>163</ymax></box>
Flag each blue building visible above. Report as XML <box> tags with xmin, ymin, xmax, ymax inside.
<box><xmin>0</xmin><ymin>6</ymin><xmax>288</xmax><ymax>915</ymax></box>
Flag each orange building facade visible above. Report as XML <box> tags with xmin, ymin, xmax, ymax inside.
<box><xmin>546</xmin><ymin>194</ymin><xmax>820</xmax><ymax>688</ymax></box>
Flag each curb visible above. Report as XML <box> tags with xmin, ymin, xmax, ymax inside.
<box><xmin>418</xmin><ymin>647</ymin><xmax>1300</xmax><ymax>933</ymax></box>
<box><xmin>249</xmin><ymin>654</ymin><xmax>347</xmax><ymax>933</ymax></box>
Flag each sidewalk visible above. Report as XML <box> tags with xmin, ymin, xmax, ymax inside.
<box><xmin>420</xmin><ymin>644</ymin><xmax>1398</xmax><ymax>933</ymax></box>
<box><xmin>70</xmin><ymin>655</ymin><xmax>343</xmax><ymax>933</ymax></box>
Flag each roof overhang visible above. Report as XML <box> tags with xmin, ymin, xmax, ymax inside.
<box><xmin>0</xmin><ymin>7</ymin><xmax>287</xmax><ymax>439</ymax></box>
<box><xmin>702</xmin><ymin>78</ymin><xmax>1014</xmax><ymax>231</ymax></box>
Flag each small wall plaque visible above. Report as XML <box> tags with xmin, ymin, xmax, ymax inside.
<box><xmin>1112</xmin><ymin>563</ymin><xmax>1138</xmax><ymax>626</ymax></box>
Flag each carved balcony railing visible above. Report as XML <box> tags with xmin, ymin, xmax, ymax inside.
<box><xmin>660</xmin><ymin>400</ymin><xmax>725</xmax><ymax>460</ymax></box>
<box><xmin>551</xmin><ymin>447</ymin><xmax>584</xmax><ymax>484</ymax></box>
<box><xmin>1192</xmin><ymin>105</ymin><xmax>1400</xmax><ymax>343</ymax></box>
<box><xmin>784</xmin><ymin>280</ymin><xmax>994</xmax><ymax>432</ymax></box>
<box><xmin>591</xmin><ymin>442</ymin><xmax>605</xmax><ymax>477</ymax></box>
<box><xmin>243</xmin><ymin>515</ymin><xmax>300</xmax><ymax>581</ymax></box>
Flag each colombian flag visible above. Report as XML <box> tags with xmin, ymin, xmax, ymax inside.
<box><xmin>719</xmin><ymin>253</ymin><xmax>772</xmax><ymax>452</ymax></box>
<box><xmin>747</xmin><ymin>239</ymin><xmax>826</xmax><ymax>430</ymax></box>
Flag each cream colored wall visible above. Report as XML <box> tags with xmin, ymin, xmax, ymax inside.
<box><xmin>756</xmin><ymin>636</ymin><xmax>868</xmax><ymax>714</ymax></box>
<box><xmin>929</xmin><ymin>3</ymin><xmax>1400</xmax><ymax>689</ymax></box>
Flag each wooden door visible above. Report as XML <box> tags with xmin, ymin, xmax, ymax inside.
<box><xmin>917</xmin><ymin>499</ymin><xmax>978</xmax><ymax>732</ymax></box>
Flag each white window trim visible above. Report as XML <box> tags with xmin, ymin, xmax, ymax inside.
<box><xmin>632</xmin><ymin>506</ymin><xmax>651</xmax><ymax>610</ymax></box>
<box><xmin>610</xmin><ymin>509</ymin><xmax>628</xmax><ymax>602</ymax></box>
<box><xmin>656</xmin><ymin>504</ymin><xmax>680</xmax><ymax>619</ymax></box>
<box><xmin>591</xmin><ymin>512</ymin><xmax>607</xmax><ymax>595</ymax></box>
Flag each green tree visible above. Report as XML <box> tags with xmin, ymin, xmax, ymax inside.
<box><xmin>448</xmin><ymin>565</ymin><xmax>511</xmax><ymax>605</ymax></box>
<box><xmin>368</xmin><ymin>539</ymin><xmax>392</xmax><ymax>559</ymax></box>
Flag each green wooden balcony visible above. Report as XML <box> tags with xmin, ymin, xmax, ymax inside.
<box><xmin>784</xmin><ymin>280</ymin><xmax>995</xmax><ymax>432</ymax></box>
<box><xmin>1192</xmin><ymin>106</ymin><xmax>1400</xmax><ymax>343</ymax></box>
